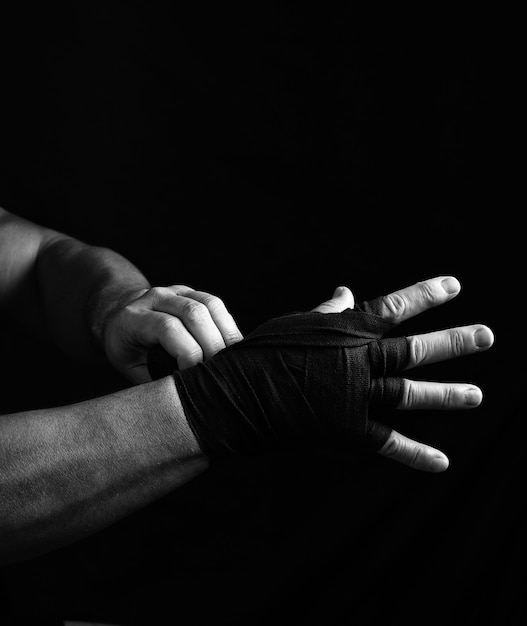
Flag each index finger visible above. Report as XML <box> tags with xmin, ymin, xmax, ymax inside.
<box><xmin>362</xmin><ymin>276</ymin><xmax>461</xmax><ymax>325</ymax></box>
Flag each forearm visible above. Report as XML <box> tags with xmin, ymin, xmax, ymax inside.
<box><xmin>0</xmin><ymin>207</ymin><xmax>150</xmax><ymax>361</ymax></box>
<box><xmin>0</xmin><ymin>376</ymin><xmax>209</xmax><ymax>565</ymax></box>
<box><xmin>36</xmin><ymin>235</ymin><xmax>151</xmax><ymax>362</ymax></box>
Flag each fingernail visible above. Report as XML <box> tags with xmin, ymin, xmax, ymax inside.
<box><xmin>474</xmin><ymin>327</ymin><xmax>493</xmax><ymax>349</ymax></box>
<box><xmin>464</xmin><ymin>389</ymin><xmax>482</xmax><ymax>406</ymax></box>
<box><xmin>441</xmin><ymin>277</ymin><xmax>460</xmax><ymax>294</ymax></box>
<box><xmin>431</xmin><ymin>456</ymin><xmax>449</xmax><ymax>472</ymax></box>
<box><xmin>333</xmin><ymin>286</ymin><xmax>345</xmax><ymax>297</ymax></box>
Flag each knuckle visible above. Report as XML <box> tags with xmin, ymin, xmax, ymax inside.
<box><xmin>409</xmin><ymin>445</ymin><xmax>426</xmax><ymax>469</ymax></box>
<box><xmin>379</xmin><ymin>434</ymin><xmax>399</xmax><ymax>458</ymax></box>
<box><xmin>381</xmin><ymin>293</ymin><xmax>407</xmax><ymax>321</ymax></box>
<box><xmin>149</xmin><ymin>286</ymin><xmax>170</xmax><ymax>304</ymax></box>
<box><xmin>408</xmin><ymin>336</ymin><xmax>426</xmax><ymax>367</ymax></box>
<box><xmin>381</xmin><ymin>432</ymin><xmax>434</xmax><ymax>471</ymax></box>
<box><xmin>182</xmin><ymin>301</ymin><xmax>209</xmax><ymax>324</ymax></box>
<box><xmin>441</xmin><ymin>385</ymin><xmax>457</xmax><ymax>408</ymax></box>
<box><xmin>158</xmin><ymin>315</ymin><xmax>180</xmax><ymax>336</ymax></box>
<box><xmin>449</xmin><ymin>329</ymin><xmax>466</xmax><ymax>357</ymax></box>
<box><xmin>417</xmin><ymin>280</ymin><xmax>440</xmax><ymax>305</ymax></box>
<box><xmin>402</xmin><ymin>379</ymin><xmax>419</xmax><ymax>409</ymax></box>
<box><xmin>150</xmin><ymin>286</ymin><xmax>167</xmax><ymax>298</ymax></box>
<box><xmin>171</xmin><ymin>284</ymin><xmax>191</xmax><ymax>294</ymax></box>
<box><xmin>203</xmin><ymin>294</ymin><xmax>226</xmax><ymax>314</ymax></box>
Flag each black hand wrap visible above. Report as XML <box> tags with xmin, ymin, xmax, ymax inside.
<box><xmin>148</xmin><ymin>301</ymin><xmax>409</xmax><ymax>458</ymax></box>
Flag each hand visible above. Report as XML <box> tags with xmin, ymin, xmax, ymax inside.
<box><xmin>103</xmin><ymin>285</ymin><xmax>243</xmax><ymax>384</ymax></box>
<box><xmin>313</xmin><ymin>276</ymin><xmax>494</xmax><ymax>472</ymax></box>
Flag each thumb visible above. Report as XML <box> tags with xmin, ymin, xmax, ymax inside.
<box><xmin>312</xmin><ymin>286</ymin><xmax>355</xmax><ymax>314</ymax></box>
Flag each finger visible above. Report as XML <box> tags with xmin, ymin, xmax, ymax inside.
<box><xmin>378</xmin><ymin>429</ymin><xmax>449</xmax><ymax>472</ymax></box>
<box><xmin>312</xmin><ymin>286</ymin><xmax>355</xmax><ymax>313</ymax></box>
<box><xmin>126</xmin><ymin>363</ymin><xmax>152</xmax><ymax>385</ymax></box>
<box><xmin>133</xmin><ymin>309</ymin><xmax>204</xmax><ymax>370</ymax></box>
<box><xmin>363</xmin><ymin>275</ymin><xmax>461</xmax><ymax>324</ymax></box>
<box><xmin>398</xmin><ymin>379</ymin><xmax>483</xmax><ymax>410</ymax></box>
<box><xmin>148</xmin><ymin>287</ymin><xmax>227</xmax><ymax>360</ymax></box>
<box><xmin>406</xmin><ymin>324</ymin><xmax>495</xmax><ymax>369</ymax></box>
<box><xmin>172</xmin><ymin>287</ymin><xmax>244</xmax><ymax>345</ymax></box>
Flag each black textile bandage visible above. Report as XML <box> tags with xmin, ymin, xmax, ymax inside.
<box><xmin>148</xmin><ymin>305</ymin><xmax>409</xmax><ymax>457</ymax></box>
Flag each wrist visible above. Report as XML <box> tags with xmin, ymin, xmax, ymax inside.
<box><xmin>156</xmin><ymin>374</ymin><xmax>210</xmax><ymax>459</ymax></box>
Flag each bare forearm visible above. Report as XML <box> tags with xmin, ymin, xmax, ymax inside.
<box><xmin>0</xmin><ymin>207</ymin><xmax>150</xmax><ymax>361</ymax></box>
<box><xmin>36</xmin><ymin>235</ymin><xmax>151</xmax><ymax>361</ymax></box>
<box><xmin>0</xmin><ymin>376</ymin><xmax>209</xmax><ymax>565</ymax></box>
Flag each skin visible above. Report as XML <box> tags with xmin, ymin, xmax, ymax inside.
<box><xmin>0</xmin><ymin>208</ymin><xmax>236</xmax><ymax>563</ymax></box>
<box><xmin>104</xmin><ymin>284</ymin><xmax>244</xmax><ymax>380</ymax></box>
<box><xmin>0</xmin><ymin>208</ymin><xmax>243</xmax><ymax>382</ymax></box>
<box><xmin>0</xmin><ymin>208</ymin><xmax>494</xmax><ymax>564</ymax></box>
<box><xmin>0</xmin><ymin>376</ymin><xmax>208</xmax><ymax>565</ymax></box>
<box><xmin>314</xmin><ymin>277</ymin><xmax>495</xmax><ymax>471</ymax></box>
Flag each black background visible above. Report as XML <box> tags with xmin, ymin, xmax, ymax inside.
<box><xmin>0</xmin><ymin>5</ymin><xmax>523</xmax><ymax>625</ymax></box>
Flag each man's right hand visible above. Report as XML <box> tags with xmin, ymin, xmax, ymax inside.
<box><xmin>103</xmin><ymin>285</ymin><xmax>244</xmax><ymax>383</ymax></box>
